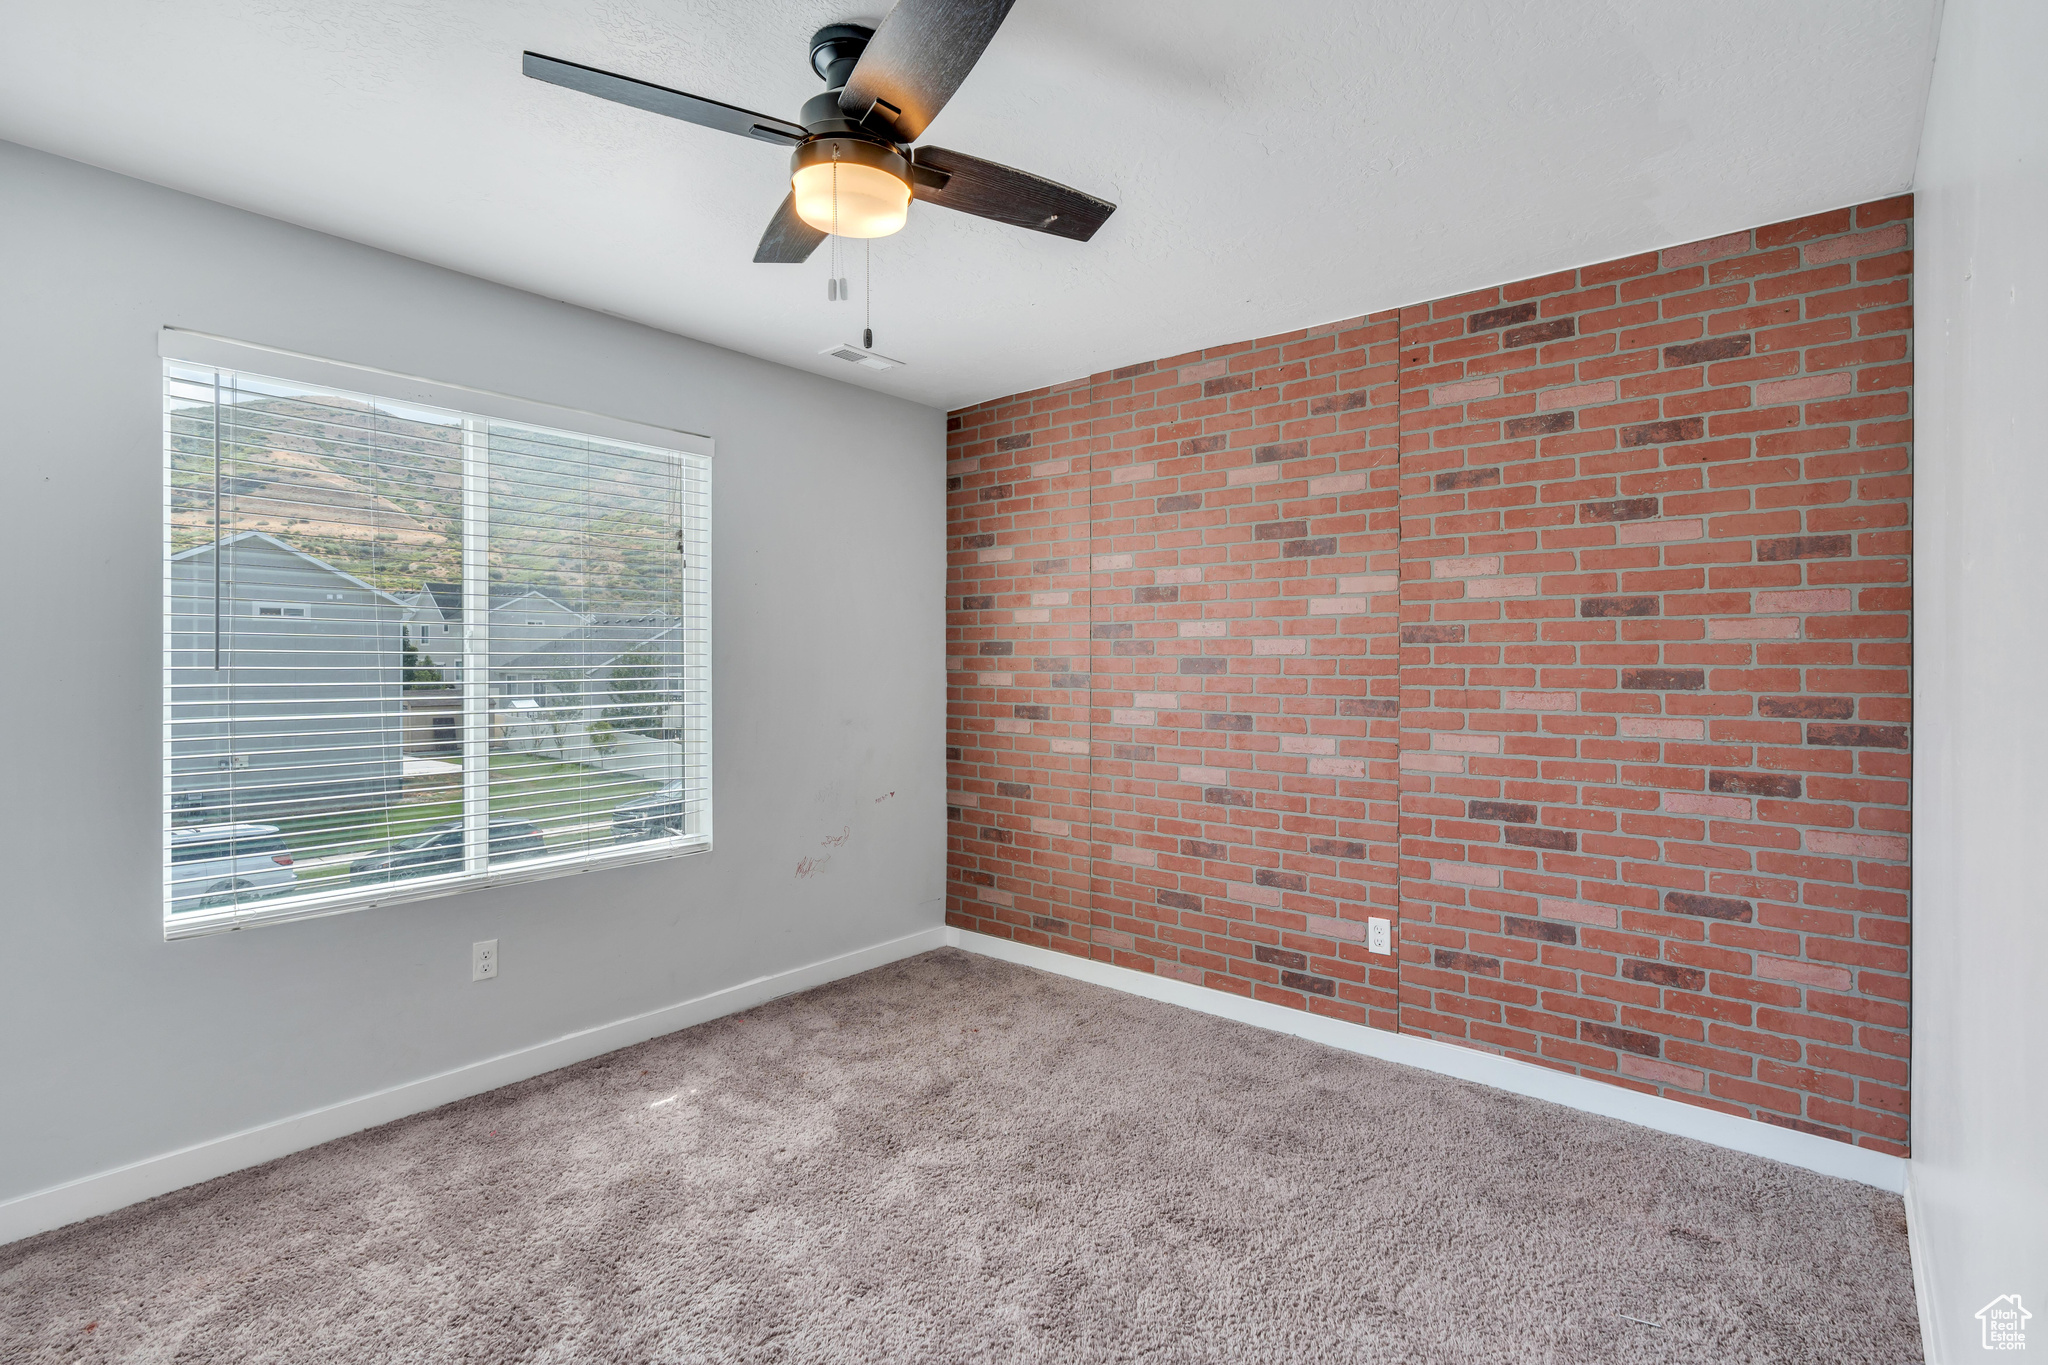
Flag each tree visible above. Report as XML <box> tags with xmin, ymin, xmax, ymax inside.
<box><xmin>601</xmin><ymin>651</ymin><xmax>669</xmax><ymax>739</ymax></box>
<box><xmin>401</xmin><ymin>627</ymin><xmax>444</xmax><ymax>688</ymax></box>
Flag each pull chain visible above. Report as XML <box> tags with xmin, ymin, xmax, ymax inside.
<box><xmin>824</xmin><ymin>148</ymin><xmax>850</xmax><ymax>302</ymax></box>
<box><xmin>863</xmin><ymin>236</ymin><xmax>873</xmax><ymax>350</ymax></box>
<box><xmin>827</xmin><ymin>152</ymin><xmax>840</xmax><ymax>300</ymax></box>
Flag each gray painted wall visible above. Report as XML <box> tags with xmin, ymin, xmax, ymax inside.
<box><xmin>0</xmin><ymin>139</ymin><xmax>945</xmax><ymax>1203</ymax></box>
<box><xmin>1911</xmin><ymin>0</ymin><xmax>2047</xmax><ymax>1356</ymax></box>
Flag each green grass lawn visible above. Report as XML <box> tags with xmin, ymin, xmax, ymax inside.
<box><xmin>273</xmin><ymin>753</ymin><xmax>661</xmax><ymax>886</ymax></box>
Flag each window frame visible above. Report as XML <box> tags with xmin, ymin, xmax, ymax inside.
<box><xmin>159</xmin><ymin>329</ymin><xmax>714</xmax><ymax>940</ymax></box>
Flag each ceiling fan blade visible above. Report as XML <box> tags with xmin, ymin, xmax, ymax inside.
<box><xmin>755</xmin><ymin>193</ymin><xmax>828</xmax><ymax>263</ymax></box>
<box><xmin>910</xmin><ymin>147</ymin><xmax>1115</xmax><ymax>242</ymax></box>
<box><xmin>837</xmin><ymin>0</ymin><xmax>1015</xmax><ymax>143</ymax></box>
<box><xmin>523</xmin><ymin>52</ymin><xmax>808</xmax><ymax>146</ymax></box>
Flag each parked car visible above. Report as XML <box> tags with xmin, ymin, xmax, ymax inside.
<box><xmin>348</xmin><ymin>819</ymin><xmax>547</xmax><ymax>885</ymax></box>
<box><xmin>611</xmin><ymin>780</ymin><xmax>686</xmax><ymax>841</ymax></box>
<box><xmin>170</xmin><ymin>823</ymin><xmax>298</xmax><ymax>913</ymax></box>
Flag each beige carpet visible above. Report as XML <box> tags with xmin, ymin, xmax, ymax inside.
<box><xmin>0</xmin><ymin>948</ymin><xmax>1919</xmax><ymax>1363</ymax></box>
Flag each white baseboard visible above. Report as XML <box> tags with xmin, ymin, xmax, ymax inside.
<box><xmin>1903</xmin><ymin>1166</ymin><xmax>1943</xmax><ymax>1364</ymax></box>
<box><xmin>947</xmin><ymin>927</ymin><xmax>1909</xmax><ymax>1193</ymax></box>
<box><xmin>0</xmin><ymin>925</ymin><xmax>949</xmax><ymax>1248</ymax></box>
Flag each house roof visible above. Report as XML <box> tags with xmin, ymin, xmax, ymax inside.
<box><xmin>496</xmin><ymin>620</ymin><xmax>680</xmax><ymax>674</ymax></box>
<box><xmin>421</xmin><ymin>581</ymin><xmax>579</xmax><ymax>624</ymax></box>
<box><xmin>171</xmin><ymin>530</ymin><xmax>408</xmax><ymax>605</ymax></box>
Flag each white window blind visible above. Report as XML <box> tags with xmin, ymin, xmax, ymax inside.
<box><xmin>161</xmin><ymin>335</ymin><xmax>711</xmax><ymax>938</ymax></box>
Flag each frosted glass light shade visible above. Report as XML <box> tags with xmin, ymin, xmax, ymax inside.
<box><xmin>792</xmin><ymin>160</ymin><xmax>910</xmax><ymax>238</ymax></box>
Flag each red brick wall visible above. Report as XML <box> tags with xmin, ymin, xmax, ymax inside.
<box><xmin>948</xmin><ymin>197</ymin><xmax>1911</xmax><ymax>1155</ymax></box>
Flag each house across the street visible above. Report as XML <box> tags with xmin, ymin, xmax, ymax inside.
<box><xmin>168</xmin><ymin>531</ymin><xmax>406</xmax><ymax>821</ymax></box>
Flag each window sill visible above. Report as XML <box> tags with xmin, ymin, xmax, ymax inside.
<box><xmin>163</xmin><ymin>834</ymin><xmax>712</xmax><ymax>941</ymax></box>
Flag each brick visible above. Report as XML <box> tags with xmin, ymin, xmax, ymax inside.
<box><xmin>1541</xmin><ymin>898</ymin><xmax>1619</xmax><ymax>928</ymax></box>
<box><xmin>1305</xmin><ymin>914</ymin><xmax>1368</xmax><ymax>942</ymax></box>
<box><xmin>1757</xmin><ymin>956</ymin><xmax>1853</xmax><ymax>989</ymax></box>
<box><xmin>1662</xmin><ymin>792</ymin><xmax>1750</xmax><ymax>818</ymax></box>
<box><xmin>1432</xmin><ymin>861</ymin><xmax>1502</xmax><ymax>888</ymax></box>
<box><xmin>1434</xmin><ymin>949</ymin><xmax>1503</xmax><ymax>976</ymax></box>
<box><xmin>1710</xmin><ymin>771</ymin><xmax>1802</xmax><ymax>798</ymax></box>
<box><xmin>1760</xmin><ymin>696</ymin><xmax>1854</xmax><ymax>720</ymax></box>
<box><xmin>1755</xmin><ymin>589</ymin><xmax>1853</xmax><ymax>612</ymax></box>
<box><xmin>1757</xmin><ymin>534</ymin><xmax>1852</xmax><ymax>561</ymax></box>
<box><xmin>1622</xmin><ymin>959</ymin><xmax>1706</xmax><ymax>990</ymax></box>
<box><xmin>1505</xmin><ymin>412</ymin><xmax>1575</xmax><ymax>438</ymax></box>
<box><xmin>1619</xmin><ymin>1055</ymin><xmax>1706</xmax><ymax>1089</ymax></box>
<box><xmin>1806</xmin><ymin>724</ymin><xmax>1909</xmax><ymax>750</ymax></box>
<box><xmin>1708</xmin><ymin>617</ymin><xmax>1801</xmax><ymax>640</ymax></box>
<box><xmin>1756</xmin><ymin>374</ymin><xmax>1854</xmax><ymax>405</ymax></box>
<box><xmin>1504</xmin><ymin>318</ymin><xmax>1576</xmax><ymax>348</ymax></box>
<box><xmin>1665</xmin><ymin>335</ymin><xmax>1752</xmax><ymax>365</ymax></box>
<box><xmin>1804</xmin><ymin>223</ymin><xmax>1908</xmax><ymax>264</ymax></box>
<box><xmin>1429</xmin><ymin>377</ymin><xmax>1501</xmax><ymax>406</ymax></box>
<box><xmin>1507</xmin><ymin>915</ymin><xmax>1577</xmax><ymax>944</ymax></box>
<box><xmin>1664</xmin><ymin>892</ymin><xmax>1754</xmax><ymax>923</ymax></box>
<box><xmin>1664</xmin><ymin>231</ymin><xmax>1751</xmax><ymax>267</ymax></box>
<box><xmin>1622</xmin><ymin>668</ymin><xmax>1706</xmax><ymax>691</ymax></box>
<box><xmin>1582</xmin><ymin>498</ymin><xmax>1661</xmax><ymax>523</ymax></box>
<box><xmin>1617</xmin><ymin>519</ymin><xmax>1704</xmax><ymax>544</ymax></box>
<box><xmin>1538</xmin><ymin>380</ymin><xmax>1619</xmax><ymax>412</ymax></box>
<box><xmin>1618</xmin><ymin>717</ymin><xmax>1706</xmax><ymax>739</ymax></box>
<box><xmin>1504</xmin><ymin>691</ymin><xmax>1578</xmax><ymax>711</ymax></box>
<box><xmin>1469</xmin><ymin>302</ymin><xmax>1539</xmax><ymax>332</ymax></box>
<box><xmin>1582</xmin><ymin>1022</ymin><xmax>1661</xmax><ymax>1057</ymax></box>
<box><xmin>1581</xmin><ymin>596</ymin><xmax>1659</xmax><ymax>618</ymax></box>
<box><xmin>1620</xmin><ymin>419</ymin><xmax>1706</xmax><ymax>448</ymax></box>
<box><xmin>1806</xmin><ymin>830</ymin><xmax>1909</xmax><ymax>861</ymax></box>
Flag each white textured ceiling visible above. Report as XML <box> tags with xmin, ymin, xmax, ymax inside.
<box><xmin>0</xmin><ymin>1</ymin><xmax>1941</xmax><ymax>409</ymax></box>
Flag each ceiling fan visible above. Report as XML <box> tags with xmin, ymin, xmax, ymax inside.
<box><xmin>523</xmin><ymin>0</ymin><xmax>1117</xmax><ymax>264</ymax></box>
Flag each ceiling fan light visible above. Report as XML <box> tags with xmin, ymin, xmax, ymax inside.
<box><xmin>790</xmin><ymin>139</ymin><xmax>911</xmax><ymax>238</ymax></box>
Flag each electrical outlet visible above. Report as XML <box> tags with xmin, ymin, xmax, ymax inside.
<box><xmin>1367</xmin><ymin>918</ymin><xmax>1392</xmax><ymax>955</ymax></box>
<box><xmin>472</xmin><ymin>939</ymin><xmax>498</xmax><ymax>981</ymax></box>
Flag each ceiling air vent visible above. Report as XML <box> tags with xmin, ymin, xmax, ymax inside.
<box><xmin>821</xmin><ymin>343</ymin><xmax>904</xmax><ymax>372</ymax></box>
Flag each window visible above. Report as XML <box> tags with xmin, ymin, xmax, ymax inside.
<box><xmin>161</xmin><ymin>332</ymin><xmax>712</xmax><ymax>938</ymax></box>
